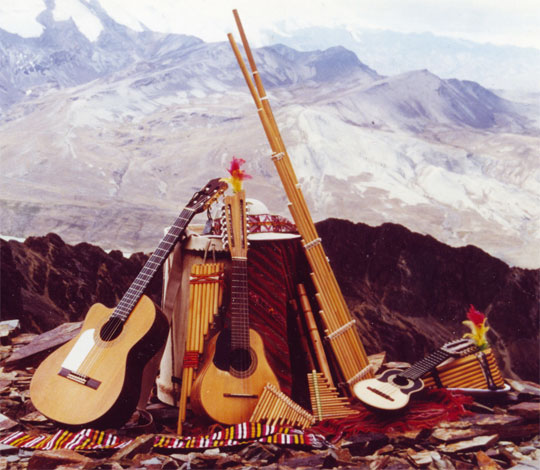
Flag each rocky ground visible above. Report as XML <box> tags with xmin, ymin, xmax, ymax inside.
<box><xmin>0</xmin><ymin>328</ymin><xmax>539</xmax><ymax>470</ymax></box>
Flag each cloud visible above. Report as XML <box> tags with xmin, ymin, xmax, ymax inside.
<box><xmin>0</xmin><ymin>0</ymin><xmax>538</xmax><ymax>48</ymax></box>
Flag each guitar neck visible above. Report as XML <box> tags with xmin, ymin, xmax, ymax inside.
<box><xmin>230</xmin><ymin>258</ymin><xmax>249</xmax><ymax>351</ymax></box>
<box><xmin>113</xmin><ymin>207</ymin><xmax>195</xmax><ymax>321</ymax></box>
<box><xmin>401</xmin><ymin>349</ymin><xmax>452</xmax><ymax>380</ymax></box>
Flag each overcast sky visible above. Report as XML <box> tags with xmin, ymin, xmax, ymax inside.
<box><xmin>1</xmin><ymin>0</ymin><xmax>539</xmax><ymax>49</ymax></box>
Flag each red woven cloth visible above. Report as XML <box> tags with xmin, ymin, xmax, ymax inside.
<box><xmin>247</xmin><ymin>238</ymin><xmax>302</xmax><ymax>396</ymax></box>
<box><xmin>310</xmin><ymin>389</ymin><xmax>473</xmax><ymax>443</ymax></box>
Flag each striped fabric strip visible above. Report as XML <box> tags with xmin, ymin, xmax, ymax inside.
<box><xmin>0</xmin><ymin>423</ymin><xmax>323</xmax><ymax>451</ymax></box>
<box><xmin>0</xmin><ymin>429</ymin><xmax>133</xmax><ymax>451</ymax></box>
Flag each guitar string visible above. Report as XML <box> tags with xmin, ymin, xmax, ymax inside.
<box><xmin>74</xmin><ymin>208</ymin><xmax>197</xmax><ymax>379</ymax></box>
<box><xmin>76</xmin><ymin>212</ymin><xmax>192</xmax><ymax>378</ymax></box>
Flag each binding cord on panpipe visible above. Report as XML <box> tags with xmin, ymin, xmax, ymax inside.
<box><xmin>308</xmin><ymin>371</ymin><xmax>358</xmax><ymax>422</ymax></box>
<box><xmin>422</xmin><ymin>349</ymin><xmax>505</xmax><ymax>390</ymax></box>
<box><xmin>177</xmin><ymin>262</ymin><xmax>225</xmax><ymax>435</ymax></box>
<box><xmin>250</xmin><ymin>383</ymin><xmax>315</xmax><ymax>429</ymax></box>
<box><xmin>229</xmin><ymin>10</ymin><xmax>373</xmax><ymax>395</ymax></box>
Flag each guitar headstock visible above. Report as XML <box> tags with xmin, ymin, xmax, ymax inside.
<box><xmin>223</xmin><ymin>190</ymin><xmax>248</xmax><ymax>259</ymax></box>
<box><xmin>187</xmin><ymin>178</ymin><xmax>228</xmax><ymax>214</ymax></box>
<box><xmin>441</xmin><ymin>338</ymin><xmax>478</xmax><ymax>357</ymax></box>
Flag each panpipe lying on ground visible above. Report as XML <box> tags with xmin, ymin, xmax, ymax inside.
<box><xmin>307</xmin><ymin>371</ymin><xmax>358</xmax><ymax>422</ymax></box>
<box><xmin>423</xmin><ymin>349</ymin><xmax>505</xmax><ymax>390</ymax></box>
<box><xmin>229</xmin><ymin>10</ymin><xmax>373</xmax><ymax>394</ymax></box>
<box><xmin>177</xmin><ymin>262</ymin><xmax>224</xmax><ymax>435</ymax></box>
<box><xmin>249</xmin><ymin>383</ymin><xmax>315</xmax><ymax>429</ymax></box>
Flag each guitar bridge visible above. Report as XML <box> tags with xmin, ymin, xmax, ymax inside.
<box><xmin>223</xmin><ymin>393</ymin><xmax>259</xmax><ymax>399</ymax></box>
<box><xmin>59</xmin><ymin>368</ymin><xmax>101</xmax><ymax>390</ymax></box>
<box><xmin>367</xmin><ymin>386</ymin><xmax>394</xmax><ymax>402</ymax></box>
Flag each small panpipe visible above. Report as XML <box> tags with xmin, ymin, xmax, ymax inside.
<box><xmin>422</xmin><ymin>348</ymin><xmax>505</xmax><ymax>390</ymax></box>
<box><xmin>177</xmin><ymin>262</ymin><xmax>225</xmax><ymax>435</ymax></box>
<box><xmin>250</xmin><ymin>383</ymin><xmax>315</xmax><ymax>429</ymax></box>
<box><xmin>308</xmin><ymin>371</ymin><xmax>357</xmax><ymax>422</ymax></box>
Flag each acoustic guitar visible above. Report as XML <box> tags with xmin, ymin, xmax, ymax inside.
<box><xmin>190</xmin><ymin>189</ymin><xmax>280</xmax><ymax>424</ymax></box>
<box><xmin>353</xmin><ymin>338</ymin><xmax>477</xmax><ymax>410</ymax></box>
<box><xmin>30</xmin><ymin>178</ymin><xmax>227</xmax><ymax>428</ymax></box>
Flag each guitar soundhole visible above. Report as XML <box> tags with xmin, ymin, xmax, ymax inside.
<box><xmin>99</xmin><ymin>317</ymin><xmax>124</xmax><ymax>342</ymax></box>
<box><xmin>391</xmin><ymin>375</ymin><xmax>411</xmax><ymax>387</ymax></box>
<box><xmin>230</xmin><ymin>348</ymin><xmax>257</xmax><ymax>377</ymax></box>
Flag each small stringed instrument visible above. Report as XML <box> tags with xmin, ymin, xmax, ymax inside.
<box><xmin>30</xmin><ymin>178</ymin><xmax>227</xmax><ymax>428</ymax></box>
<box><xmin>190</xmin><ymin>189</ymin><xmax>280</xmax><ymax>424</ymax></box>
<box><xmin>353</xmin><ymin>338</ymin><xmax>477</xmax><ymax>410</ymax></box>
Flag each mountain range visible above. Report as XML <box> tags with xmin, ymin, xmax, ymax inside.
<box><xmin>260</xmin><ymin>24</ymin><xmax>540</xmax><ymax>93</ymax></box>
<box><xmin>1</xmin><ymin>0</ymin><xmax>539</xmax><ymax>269</ymax></box>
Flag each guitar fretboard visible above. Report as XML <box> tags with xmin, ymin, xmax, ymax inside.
<box><xmin>401</xmin><ymin>349</ymin><xmax>451</xmax><ymax>380</ymax></box>
<box><xmin>230</xmin><ymin>258</ymin><xmax>250</xmax><ymax>350</ymax></box>
<box><xmin>112</xmin><ymin>207</ymin><xmax>195</xmax><ymax>321</ymax></box>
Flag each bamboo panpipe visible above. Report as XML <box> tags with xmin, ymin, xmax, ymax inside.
<box><xmin>423</xmin><ymin>349</ymin><xmax>504</xmax><ymax>390</ymax></box>
<box><xmin>229</xmin><ymin>10</ymin><xmax>373</xmax><ymax>394</ymax></box>
<box><xmin>308</xmin><ymin>371</ymin><xmax>357</xmax><ymax>422</ymax></box>
<box><xmin>250</xmin><ymin>383</ymin><xmax>315</xmax><ymax>429</ymax></box>
<box><xmin>177</xmin><ymin>262</ymin><xmax>225</xmax><ymax>435</ymax></box>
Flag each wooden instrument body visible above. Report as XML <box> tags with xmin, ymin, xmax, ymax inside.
<box><xmin>191</xmin><ymin>327</ymin><xmax>279</xmax><ymax>425</ymax></box>
<box><xmin>30</xmin><ymin>295</ymin><xmax>169</xmax><ymax>428</ymax></box>
<box><xmin>353</xmin><ymin>369</ymin><xmax>424</xmax><ymax>411</ymax></box>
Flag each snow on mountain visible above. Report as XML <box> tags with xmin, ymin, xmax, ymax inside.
<box><xmin>0</xmin><ymin>1</ymin><xmax>539</xmax><ymax>269</ymax></box>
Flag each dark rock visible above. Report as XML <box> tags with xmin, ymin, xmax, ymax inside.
<box><xmin>316</xmin><ymin>218</ymin><xmax>539</xmax><ymax>382</ymax></box>
<box><xmin>341</xmin><ymin>432</ymin><xmax>390</xmax><ymax>456</ymax></box>
<box><xmin>27</xmin><ymin>449</ymin><xmax>93</xmax><ymax>470</ymax></box>
<box><xmin>0</xmin><ymin>234</ymin><xmax>162</xmax><ymax>334</ymax></box>
<box><xmin>1</xmin><ymin>221</ymin><xmax>538</xmax><ymax>385</ymax></box>
<box><xmin>507</xmin><ymin>402</ymin><xmax>540</xmax><ymax>421</ymax></box>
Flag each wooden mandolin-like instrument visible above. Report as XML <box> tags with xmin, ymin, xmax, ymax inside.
<box><xmin>190</xmin><ymin>190</ymin><xmax>280</xmax><ymax>425</ymax></box>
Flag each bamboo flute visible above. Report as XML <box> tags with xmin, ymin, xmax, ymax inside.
<box><xmin>296</xmin><ymin>314</ymin><xmax>317</xmax><ymax>371</ymax></box>
<box><xmin>229</xmin><ymin>12</ymin><xmax>373</xmax><ymax>393</ymax></box>
<box><xmin>297</xmin><ymin>284</ymin><xmax>334</xmax><ymax>385</ymax></box>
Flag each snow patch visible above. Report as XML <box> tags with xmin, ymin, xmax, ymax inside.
<box><xmin>53</xmin><ymin>0</ymin><xmax>103</xmax><ymax>42</ymax></box>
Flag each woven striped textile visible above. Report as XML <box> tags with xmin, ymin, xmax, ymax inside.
<box><xmin>0</xmin><ymin>423</ymin><xmax>323</xmax><ymax>451</ymax></box>
<box><xmin>245</xmin><ymin>238</ymin><xmax>303</xmax><ymax>395</ymax></box>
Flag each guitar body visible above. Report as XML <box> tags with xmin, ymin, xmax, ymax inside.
<box><xmin>30</xmin><ymin>295</ymin><xmax>169</xmax><ymax>428</ymax></box>
<box><xmin>191</xmin><ymin>328</ymin><xmax>280</xmax><ymax>424</ymax></box>
<box><xmin>353</xmin><ymin>369</ymin><xmax>424</xmax><ymax>411</ymax></box>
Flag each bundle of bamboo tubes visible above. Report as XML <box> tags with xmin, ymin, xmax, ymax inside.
<box><xmin>229</xmin><ymin>10</ymin><xmax>373</xmax><ymax>396</ymax></box>
<box><xmin>422</xmin><ymin>349</ymin><xmax>505</xmax><ymax>390</ymax></box>
<box><xmin>308</xmin><ymin>371</ymin><xmax>358</xmax><ymax>422</ymax></box>
<box><xmin>250</xmin><ymin>383</ymin><xmax>315</xmax><ymax>429</ymax></box>
<box><xmin>177</xmin><ymin>262</ymin><xmax>224</xmax><ymax>435</ymax></box>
